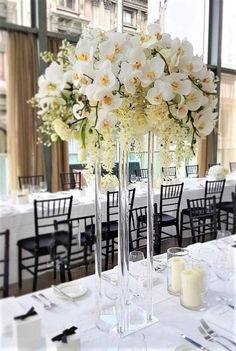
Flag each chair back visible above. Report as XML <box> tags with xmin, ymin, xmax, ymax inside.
<box><xmin>60</xmin><ymin>172</ymin><xmax>81</xmax><ymax>190</ymax></box>
<box><xmin>34</xmin><ymin>196</ymin><xmax>73</xmax><ymax>246</ymax></box>
<box><xmin>232</xmin><ymin>192</ymin><xmax>236</xmax><ymax>234</ymax></box>
<box><xmin>186</xmin><ymin>165</ymin><xmax>199</xmax><ymax>178</ymax></box>
<box><xmin>187</xmin><ymin>196</ymin><xmax>217</xmax><ymax>242</ymax></box>
<box><xmin>162</xmin><ymin>167</ymin><xmax>176</xmax><ymax>179</ymax></box>
<box><xmin>107</xmin><ymin>188</ymin><xmax>136</xmax><ymax>224</ymax></box>
<box><xmin>204</xmin><ymin>179</ymin><xmax>225</xmax><ymax>204</ymax></box>
<box><xmin>135</xmin><ymin>168</ymin><xmax>148</xmax><ymax>180</ymax></box>
<box><xmin>0</xmin><ymin>229</ymin><xmax>9</xmax><ymax>297</ymax></box>
<box><xmin>18</xmin><ymin>175</ymin><xmax>44</xmax><ymax>190</ymax></box>
<box><xmin>129</xmin><ymin>203</ymin><xmax>159</xmax><ymax>252</ymax></box>
<box><xmin>160</xmin><ymin>183</ymin><xmax>184</xmax><ymax>220</ymax></box>
<box><xmin>229</xmin><ymin>162</ymin><xmax>236</xmax><ymax>172</ymax></box>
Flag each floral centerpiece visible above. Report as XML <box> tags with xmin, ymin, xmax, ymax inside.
<box><xmin>208</xmin><ymin>165</ymin><xmax>228</xmax><ymax>180</ymax></box>
<box><xmin>31</xmin><ymin>23</ymin><xmax>217</xmax><ymax>173</ymax></box>
<box><xmin>101</xmin><ymin>174</ymin><xmax>119</xmax><ymax>193</ymax></box>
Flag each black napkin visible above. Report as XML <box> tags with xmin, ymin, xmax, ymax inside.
<box><xmin>14</xmin><ymin>307</ymin><xmax>37</xmax><ymax>321</ymax></box>
<box><xmin>51</xmin><ymin>326</ymin><xmax>78</xmax><ymax>344</ymax></box>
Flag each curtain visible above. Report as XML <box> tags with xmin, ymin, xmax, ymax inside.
<box><xmin>7</xmin><ymin>31</ymin><xmax>44</xmax><ymax>190</ymax></box>
<box><xmin>218</xmin><ymin>73</ymin><xmax>236</xmax><ymax>169</ymax></box>
<box><xmin>48</xmin><ymin>37</ymin><xmax>69</xmax><ymax>192</ymax></box>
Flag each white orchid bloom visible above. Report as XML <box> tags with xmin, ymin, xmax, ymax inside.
<box><xmin>124</xmin><ymin>71</ymin><xmax>141</xmax><ymax>95</ymax></box>
<box><xmin>180</xmin><ymin>55</ymin><xmax>203</xmax><ymax>74</ymax></box>
<box><xmin>170</xmin><ymin>102</ymin><xmax>188</xmax><ymax>119</ymax></box>
<box><xmin>97</xmin><ymin>110</ymin><xmax>117</xmax><ymax>132</ymax></box>
<box><xmin>72</xmin><ymin>61</ymin><xmax>93</xmax><ymax>88</ymax></box>
<box><xmin>170</xmin><ymin>38</ymin><xmax>193</xmax><ymax>67</ymax></box>
<box><xmin>185</xmin><ymin>88</ymin><xmax>204</xmax><ymax>111</ymax></box>
<box><xmin>107</xmin><ymin>31</ymin><xmax>129</xmax><ymax>56</ymax></box>
<box><xmin>96</xmin><ymin>90</ymin><xmax>122</xmax><ymax>111</ymax></box>
<box><xmin>75</xmin><ymin>39</ymin><xmax>94</xmax><ymax>64</ymax></box>
<box><xmin>146</xmin><ymin>81</ymin><xmax>163</xmax><ymax>105</ymax></box>
<box><xmin>37</xmin><ymin>62</ymin><xmax>66</xmax><ymax>97</ymax></box>
<box><xmin>72</xmin><ymin>102</ymin><xmax>85</xmax><ymax>120</ymax></box>
<box><xmin>93</xmin><ymin>60</ymin><xmax>116</xmax><ymax>91</ymax></box>
<box><xmin>161</xmin><ymin>73</ymin><xmax>192</xmax><ymax>101</ymax></box>
<box><xmin>37</xmin><ymin>96</ymin><xmax>66</xmax><ymax>115</ymax></box>
<box><xmin>128</xmin><ymin>47</ymin><xmax>146</xmax><ymax>71</ymax></box>
<box><xmin>201</xmin><ymin>70</ymin><xmax>216</xmax><ymax>93</ymax></box>
<box><xmin>139</xmin><ymin>56</ymin><xmax>165</xmax><ymax>87</ymax></box>
<box><xmin>99</xmin><ymin>40</ymin><xmax>119</xmax><ymax>64</ymax></box>
<box><xmin>193</xmin><ymin>108</ymin><xmax>217</xmax><ymax>136</ymax></box>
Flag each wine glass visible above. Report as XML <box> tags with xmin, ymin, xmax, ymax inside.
<box><xmin>129</xmin><ymin>251</ymin><xmax>145</xmax><ymax>298</ymax></box>
<box><xmin>130</xmin><ymin>175</ymin><xmax>136</xmax><ymax>184</ymax></box>
<box><xmin>216</xmin><ymin>230</ymin><xmax>232</xmax><ymax>250</ymax></box>
<box><xmin>214</xmin><ymin>247</ymin><xmax>234</xmax><ymax>302</ymax></box>
<box><xmin>39</xmin><ymin>181</ymin><xmax>47</xmax><ymax>193</ymax></box>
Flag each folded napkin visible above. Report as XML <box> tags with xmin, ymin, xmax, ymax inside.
<box><xmin>0</xmin><ymin>297</ymin><xmax>25</xmax><ymax>334</ymax></box>
<box><xmin>51</xmin><ymin>326</ymin><xmax>78</xmax><ymax>344</ymax></box>
<box><xmin>204</xmin><ymin>303</ymin><xmax>236</xmax><ymax>336</ymax></box>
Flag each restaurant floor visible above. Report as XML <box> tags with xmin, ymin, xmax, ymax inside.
<box><xmin>8</xmin><ymin>237</ymin><xmax>192</xmax><ymax>297</ymax></box>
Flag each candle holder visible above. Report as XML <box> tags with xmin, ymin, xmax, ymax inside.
<box><xmin>180</xmin><ymin>258</ymin><xmax>209</xmax><ymax>311</ymax></box>
<box><xmin>167</xmin><ymin>247</ymin><xmax>189</xmax><ymax>296</ymax></box>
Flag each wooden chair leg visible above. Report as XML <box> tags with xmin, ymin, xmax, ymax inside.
<box><xmin>176</xmin><ymin>222</ymin><xmax>181</xmax><ymax>247</ymax></box>
<box><xmin>33</xmin><ymin>256</ymin><xmax>38</xmax><ymax>292</ymax></box>
<box><xmin>18</xmin><ymin>246</ymin><xmax>22</xmax><ymax>289</ymax></box>
<box><xmin>111</xmin><ymin>239</ymin><xmax>115</xmax><ymax>266</ymax></box>
<box><xmin>105</xmin><ymin>239</ymin><xmax>109</xmax><ymax>270</ymax></box>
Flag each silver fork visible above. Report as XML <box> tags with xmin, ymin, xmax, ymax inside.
<box><xmin>198</xmin><ymin>326</ymin><xmax>232</xmax><ymax>351</ymax></box>
<box><xmin>200</xmin><ymin>318</ymin><xmax>236</xmax><ymax>347</ymax></box>
<box><xmin>32</xmin><ymin>294</ymin><xmax>51</xmax><ymax>310</ymax></box>
<box><xmin>38</xmin><ymin>293</ymin><xmax>57</xmax><ymax>308</ymax></box>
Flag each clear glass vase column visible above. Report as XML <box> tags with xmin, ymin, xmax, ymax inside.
<box><xmin>117</xmin><ymin>145</ymin><xmax>130</xmax><ymax>334</ymax></box>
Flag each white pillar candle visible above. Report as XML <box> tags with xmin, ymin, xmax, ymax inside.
<box><xmin>170</xmin><ymin>257</ymin><xmax>185</xmax><ymax>293</ymax></box>
<box><xmin>181</xmin><ymin>269</ymin><xmax>202</xmax><ymax>308</ymax></box>
<box><xmin>192</xmin><ymin>263</ymin><xmax>206</xmax><ymax>293</ymax></box>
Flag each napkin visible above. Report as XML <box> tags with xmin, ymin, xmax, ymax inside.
<box><xmin>0</xmin><ymin>297</ymin><xmax>25</xmax><ymax>335</ymax></box>
<box><xmin>204</xmin><ymin>303</ymin><xmax>236</xmax><ymax>336</ymax></box>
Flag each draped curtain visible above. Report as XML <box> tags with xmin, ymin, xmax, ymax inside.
<box><xmin>48</xmin><ymin>37</ymin><xmax>69</xmax><ymax>192</ymax></box>
<box><xmin>7</xmin><ymin>31</ymin><xmax>44</xmax><ymax>190</ymax></box>
<box><xmin>218</xmin><ymin>73</ymin><xmax>236</xmax><ymax>169</ymax></box>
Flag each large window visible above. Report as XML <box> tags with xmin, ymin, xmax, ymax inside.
<box><xmin>221</xmin><ymin>0</ymin><xmax>236</xmax><ymax>70</ymax></box>
<box><xmin>4</xmin><ymin>0</ymin><xmax>31</xmax><ymax>27</ymax></box>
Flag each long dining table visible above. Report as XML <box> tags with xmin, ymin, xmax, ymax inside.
<box><xmin>0</xmin><ymin>236</ymin><xmax>235</xmax><ymax>350</ymax></box>
<box><xmin>0</xmin><ymin>177</ymin><xmax>235</xmax><ymax>284</ymax></box>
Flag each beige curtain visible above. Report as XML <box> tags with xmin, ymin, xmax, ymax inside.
<box><xmin>218</xmin><ymin>73</ymin><xmax>236</xmax><ymax>170</ymax></box>
<box><xmin>48</xmin><ymin>37</ymin><xmax>69</xmax><ymax>192</ymax></box>
<box><xmin>7</xmin><ymin>31</ymin><xmax>44</xmax><ymax>190</ymax></box>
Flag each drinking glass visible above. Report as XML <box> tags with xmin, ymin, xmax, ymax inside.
<box><xmin>118</xmin><ymin>332</ymin><xmax>147</xmax><ymax>351</ymax></box>
<box><xmin>129</xmin><ymin>251</ymin><xmax>145</xmax><ymax>298</ymax></box>
<box><xmin>39</xmin><ymin>181</ymin><xmax>47</xmax><ymax>192</ymax></box>
<box><xmin>214</xmin><ymin>246</ymin><xmax>234</xmax><ymax>302</ymax></box>
<box><xmin>216</xmin><ymin>230</ymin><xmax>232</xmax><ymax>250</ymax></box>
<box><xmin>130</xmin><ymin>175</ymin><xmax>136</xmax><ymax>184</ymax></box>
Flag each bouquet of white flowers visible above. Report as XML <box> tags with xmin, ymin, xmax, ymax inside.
<box><xmin>208</xmin><ymin>165</ymin><xmax>228</xmax><ymax>180</ymax></box>
<box><xmin>101</xmin><ymin>174</ymin><xmax>118</xmax><ymax>192</ymax></box>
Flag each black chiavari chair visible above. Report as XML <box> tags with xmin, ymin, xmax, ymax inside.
<box><xmin>18</xmin><ymin>175</ymin><xmax>45</xmax><ymax>190</ymax></box>
<box><xmin>0</xmin><ymin>230</ymin><xmax>10</xmax><ymax>297</ymax></box>
<box><xmin>60</xmin><ymin>172</ymin><xmax>82</xmax><ymax>190</ymax></box>
<box><xmin>229</xmin><ymin>162</ymin><xmax>236</xmax><ymax>173</ymax></box>
<box><xmin>185</xmin><ymin>165</ymin><xmax>199</xmax><ymax>178</ymax></box>
<box><xmin>161</xmin><ymin>167</ymin><xmax>177</xmax><ymax>180</ymax></box>
<box><xmin>135</xmin><ymin>168</ymin><xmax>148</xmax><ymax>180</ymax></box>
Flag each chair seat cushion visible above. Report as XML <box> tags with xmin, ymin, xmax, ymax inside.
<box><xmin>157</xmin><ymin>213</ymin><xmax>176</xmax><ymax>225</ymax></box>
<box><xmin>219</xmin><ymin>201</ymin><xmax>233</xmax><ymax>212</ymax></box>
<box><xmin>17</xmin><ymin>231</ymin><xmax>70</xmax><ymax>255</ymax></box>
<box><xmin>85</xmin><ymin>221</ymin><xmax>118</xmax><ymax>241</ymax></box>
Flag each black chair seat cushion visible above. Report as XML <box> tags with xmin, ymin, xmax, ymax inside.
<box><xmin>85</xmin><ymin>221</ymin><xmax>118</xmax><ymax>241</ymax></box>
<box><xmin>218</xmin><ymin>201</ymin><xmax>233</xmax><ymax>212</ymax></box>
<box><xmin>17</xmin><ymin>231</ymin><xmax>71</xmax><ymax>256</ymax></box>
<box><xmin>157</xmin><ymin>213</ymin><xmax>176</xmax><ymax>226</ymax></box>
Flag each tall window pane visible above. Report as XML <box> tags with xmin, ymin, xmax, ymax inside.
<box><xmin>222</xmin><ymin>0</ymin><xmax>236</xmax><ymax>69</ymax></box>
<box><xmin>3</xmin><ymin>0</ymin><xmax>31</xmax><ymax>27</ymax></box>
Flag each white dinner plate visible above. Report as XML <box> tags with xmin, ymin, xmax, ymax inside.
<box><xmin>175</xmin><ymin>344</ymin><xmax>198</xmax><ymax>351</ymax></box>
<box><xmin>53</xmin><ymin>282</ymin><xmax>87</xmax><ymax>300</ymax></box>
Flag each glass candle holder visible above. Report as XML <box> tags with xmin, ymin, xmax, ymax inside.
<box><xmin>180</xmin><ymin>258</ymin><xmax>209</xmax><ymax>311</ymax></box>
<box><xmin>167</xmin><ymin>247</ymin><xmax>189</xmax><ymax>295</ymax></box>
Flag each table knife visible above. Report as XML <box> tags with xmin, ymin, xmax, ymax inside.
<box><xmin>181</xmin><ymin>334</ymin><xmax>211</xmax><ymax>351</ymax></box>
<box><xmin>228</xmin><ymin>303</ymin><xmax>236</xmax><ymax>310</ymax></box>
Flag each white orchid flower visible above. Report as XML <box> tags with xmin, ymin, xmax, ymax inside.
<box><xmin>37</xmin><ymin>96</ymin><xmax>66</xmax><ymax>115</ymax></box>
<box><xmin>128</xmin><ymin>47</ymin><xmax>146</xmax><ymax>71</ymax></box>
<box><xmin>185</xmin><ymin>88</ymin><xmax>204</xmax><ymax>111</ymax></box>
<box><xmin>93</xmin><ymin>60</ymin><xmax>116</xmax><ymax>91</ymax></box>
<box><xmin>142</xmin><ymin>22</ymin><xmax>171</xmax><ymax>49</ymax></box>
<box><xmin>170</xmin><ymin>38</ymin><xmax>193</xmax><ymax>67</ymax></box>
<box><xmin>37</xmin><ymin>62</ymin><xmax>66</xmax><ymax>97</ymax></box>
<box><xmin>119</xmin><ymin>62</ymin><xmax>140</xmax><ymax>94</ymax></box>
<box><xmin>72</xmin><ymin>61</ymin><xmax>93</xmax><ymax>88</ymax></box>
<box><xmin>107</xmin><ymin>31</ymin><xmax>129</xmax><ymax>56</ymax></box>
<box><xmin>97</xmin><ymin>110</ymin><xmax>117</xmax><ymax>132</ymax></box>
<box><xmin>193</xmin><ymin>108</ymin><xmax>217</xmax><ymax>136</ymax></box>
<box><xmin>99</xmin><ymin>40</ymin><xmax>119</xmax><ymax>64</ymax></box>
<box><xmin>72</xmin><ymin>102</ymin><xmax>85</xmax><ymax>120</ymax></box>
<box><xmin>139</xmin><ymin>56</ymin><xmax>165</xmax><ymax>87</ymax></box>
<box><xmin>180</xmin><ymin>56</ymin><xmax>203</xmax><ymax>74</ymax></box>
<box><xmin>96</xmin><ymin>90</ymin><xmax>122</xmax><ymax>111</ymax></box>
<box><xmin>201</xmin><ymin>70</ymin><xmax>216</xmax><ymax>93</ymax></box>
<box><xmin>146</xmin><ymin>81</ymin><xmax>163</xmax><ymax>105</ymax></box>
<box><xmin>75</xmin><ymin>39</ymin><xmax>94</xmax><ymax>64</ymax></box>
<box><xmin>161</xmin><ymin>73</ymin><xmax>192</xmax><ymax>101</ymax></box>
<box><xmin>170</xmin><ymin>102</ymin><xmax>188</xmax><ymax>119</ymax></box>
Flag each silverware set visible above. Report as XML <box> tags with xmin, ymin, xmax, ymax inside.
<box><xmin>32</xmin><ymin>293</ymin><xmax>57</xmax><ymax>310</ymax></box>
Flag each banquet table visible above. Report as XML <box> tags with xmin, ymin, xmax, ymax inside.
<box><xmin>0</xmin><ymin>238</ymin><xmax>235</xmax><ymax>350</ymax></box>
<box><xmin>0</xmin><ymin>177</ymin><xmax>235</xmax><ymax>284</ymax></box>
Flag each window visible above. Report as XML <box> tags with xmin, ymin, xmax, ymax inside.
<box><xmin>124</xmin><ymin>9</ymin><xmax>136</xmax><ymax>28</ymax></box>
<box><xmin>222</xmin><ymin>0</ymin><xmax>236</xmax><ymax>69</ymax></box>
<box><xmin>5</xmin><ymin>0</ymin><xmax>31</xmax><ymax>27</ymax></box>
<box><xmin>58</xmin><ymin>0</ymin><xmax>76</xmax><ymax>11</ymax></box>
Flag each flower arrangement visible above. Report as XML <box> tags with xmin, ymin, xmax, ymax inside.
<box><xmin>101</xmin><ymin>174</ymin><xmax>119</xmax><ymax>191</ymax></box>
<box><xmin>31</xmin><ymin>23</ymin><xmax>217</xmax><ymax>172</ymax></box>
<box><xmin>208</xmin><ymin>165</ymin><xmax>228</xmax><ymax>180</ymax></box>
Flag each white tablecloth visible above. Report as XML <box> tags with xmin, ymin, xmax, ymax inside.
<box><xmin>0</xmin><ymin>178</ymin><xmax>235</xmax><ymax>283</ymax></box>
<box><xmin>0</xmin><ymin>238</ymin><xmax>235</xmax><ymax>350</ymax></box>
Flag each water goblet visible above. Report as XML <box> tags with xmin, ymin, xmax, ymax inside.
<box><xmin>129</xmin><ymin>251</ymin><xmax>145</xmax><ymax>298</ymax></box>
<box><xmin>130</xmin><ymin>175</ymin><xmax>136</xmax><ymax>184</ymax></box>
<box><xmin>39</xmin><ymin>181</ymin><xmax>47</xmax><ymax>193</ymax></box>
<box><xmin>216</xmin><ymin>230</ymin><xmax>232</xmax><ymax>250</ymax></box>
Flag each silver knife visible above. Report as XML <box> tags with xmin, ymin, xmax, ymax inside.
<box><xmin>228</xmin><ymin>303</ymin><xmax>236</xmax><ymax>310</ymax></box>
<box><xmin>181</xmin><ymin>334</ymin><xmax>211</xmax><ymax>351</ymax></box>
